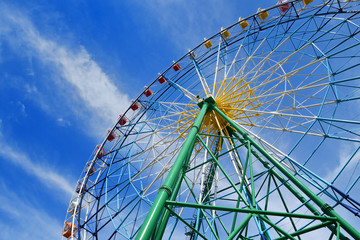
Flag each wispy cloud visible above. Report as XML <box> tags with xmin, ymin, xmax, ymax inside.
<box><xmin>0</xmin><ymin>3</ymin><xmax>131</xmax><ymax>136</ymax></box>
<box><xmin>16</xmin><ymin>101</ymin><xmax>26</xmax><ymax>116</ymax></box>
<box><xmin>0</xmin><ymin>181</ymin><xmax>63</xmax><ymax>240</ymax></box>
<box><xmin>134</xmin><ymin>1</ymin><xmax>264</xmax><ymax>51</ymax></box>
<box><xmin>57</xmin><ymin>117</ymin><xmax>71</xmax><ymax>127</ymax></box>
<box><xmin>0</xmin><ymin>129</ymin><xmax>75</xmax><ymax>197</ymax></box>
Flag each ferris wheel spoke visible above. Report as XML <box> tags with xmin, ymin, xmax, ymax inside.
<box><xmin>232</xmin><ymin>38</ymin><xmax>268</xmax><ymax>80</ymax></box>
<box><xmin>235</xmin><ymin>41</ymin><xmax>311</xmax><ymax>84</ymax></box>
<box><xmin>127</xmin><ymin>143</ymin><xmax>183</xmax><ymax>179</ymax></box>
<box><xmin>130</xmin><ymin>114</ymin><xmax>207</xmax><ymax>186</ymax></box>
<box><xmin>225</xmin><ymin>29</ymin><xmax>256</xmax><ymax>80</ymax></box>
<box><xmin>241</xmin><ymin>38</ymin><xmax>294</xmax><ymax>80</ymax></box>
<box><xmin>140</xmin><ymin>159</ymin><xmax>175</xmax><ymax>197</ymax></box>
<box><xmin>212</xmin><ymin>36</ymin><xmax>224</xmax><ymax>96</ymax></box>
<box><xmin>248</xmin><ymin>57</ymin><xmax>325</xmax><ymax>97</ymax></box>
<box><xmin>242</xmin><ymin>108</ymin><xmax>316</xmax><ymax>120</ymax></box>
<box><xmin>167</xmin><ymin>78</ymin><xmax>200</xmax><ymax>102</ymax></box>
<box><xmin>190</xmin><ymin>54</ymin><xmax>212</xmax><ymax>97</ymax></box>
<box><xmin>128</xmin><ymin>108</ymin><xmax>200</xmax><ymax>146</ymax></box>
<box><xmin>250</xmin><ymin>84</ymin><xmax>333</xmax><ymax>109</ymax></box>
<box><xmin>221</xmin><ymin>96</ymin><xmax>336</xmax><ymax>131</ymax></box>
<box><xmin>250</xmin><ymin>121</ymin><xmax>324</xmax><ymax>137</ymax></box>
<box><xmin>130</xmin><ymin>138</ymin><xmax>183</xmax><ymax>179</ymax></box>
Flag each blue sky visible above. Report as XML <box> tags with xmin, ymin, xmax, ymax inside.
<box><xmin>0</xmin><ymin>0</ymin><xmax>276</xmax><ymax>239</ymax></box>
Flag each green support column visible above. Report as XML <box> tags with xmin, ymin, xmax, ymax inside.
<box><xmin>213</xmin><ymin>105</ymin><xmax>360</xmax><ymax>240</ymax></box>
<box><xmin>229</xmin><ymin>129</ymin><xmax>348</xmax><ymax>240</ymax></box>
<box><xmin>153</xmin><ymin>174</ymin><xmax>183</xmax><ymax>240</ymax></box>
<box><xmin>192</xmin><ymin>134</ymin><xmax>221</xmax><ymax>240</ymax></box>
<box><xmin>136</xmin><ymin>98</ymin><xmax>212</xmax><ymax>240</ymax></box>
<box><xmin>227</xmin><ymin>214</ymin><xmax>252</xmax><ymax>240</ymax></box>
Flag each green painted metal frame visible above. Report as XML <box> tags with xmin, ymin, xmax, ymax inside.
<box><xmin>165</xmin><ymin>201</ymin><xmax>338</xmax><ymax>221</ymax></box>
<box><xmin>190</xmin><ymin>133</ymin><xmax>222</xmax><ymax>240</ymax></box>
<box><xmin>213</xmin><ymin>105</ymin><xmax>360</xmax><ymax>240</ymax></box>
<box><xmin>228</xmin><ymin>129</ymin><xmax>349</xmax><ymax>240</ymax></box>
<box><xmin>136</xmin><ymin>97</ymin><xmax>360</xmax><ymax>239</ymax></box>
<box><xmin>136</xmin><ymin>98</ymin><xmax>212</xmax><ymax>240</ymax></box>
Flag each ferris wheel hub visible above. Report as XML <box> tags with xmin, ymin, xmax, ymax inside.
<box><xmin>197</xmin><ymin>96</ymin><xmax>217</xmax><ymax>110</ymax></box>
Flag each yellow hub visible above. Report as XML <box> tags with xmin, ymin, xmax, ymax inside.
<box><xmin>213</xmin><ymin>77</ymin><xmax>262</xmax><ymax>129</ymax></box>
<box><xmin>173</xmin><ymin>77</ymin><xmax>262</xmax><ymax>155</ymax></box>
<box><xmin>177</xmin><ymin>77</ymin><xmax>262</xmax><ymax>137</ymax></box>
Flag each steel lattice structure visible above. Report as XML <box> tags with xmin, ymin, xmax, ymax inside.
<box><xmin>64</xmin><ymin>0</ymin><xmax>360</xmax><ymax>239</ymax></box>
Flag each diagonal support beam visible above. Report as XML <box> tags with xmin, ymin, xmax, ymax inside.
<box><xmin>228</xmin><ymin>129</ymin><xmax>349</xmax><ymax>240</ymax></box>
<box><xmin>213</xmin><ymin>105</ymin><xmax>360</xmax><ymax>240</ymax></box>
<box><xmin>165</xmin><ymin>201</ymin><xmax>337</xmax><ymax>221</ymax></box>
<box><xmin>136</xmin><ymin>98</ymin><xmax>212</xmax><ymax>240</ymax></box>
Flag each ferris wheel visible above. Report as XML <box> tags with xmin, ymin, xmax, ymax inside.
<box><xmin>63</xmin><ymin>0</ymin><xmax>360</xmax><ymax>239</ymax></box>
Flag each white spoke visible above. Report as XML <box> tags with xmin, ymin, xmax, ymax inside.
<box><xmin>213</xmin><ymin>36</ymin><xmax>223</xmax><ymax>95</ymax></box>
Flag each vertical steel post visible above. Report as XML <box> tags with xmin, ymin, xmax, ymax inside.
<box><xmin>153</xmin><ymin>173</ymin><xmax>183</xmax><ymax>240</ymax></box>
<box><xmin>227</xmin><ymin>214</ymin><xmax>252</xmax><ymax>240</ymax></box>
<box><xmin>229</xmin><ymin>129</ymin><xmax>348</xmax><ymax>240</ymax></box>
<box><xmin>213</xmin><ymin>106</ymin><xmax>360</xmax><ymax>240</ymax></box>
<box><xmin>136</xmin><ymin>100</ymin><xmax>210</xmax><ymax>240</ymax></box>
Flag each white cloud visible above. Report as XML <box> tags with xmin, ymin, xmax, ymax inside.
<box><xmin>0</xmin><ymin>131</ymin><xmax>75</xmax><ymax>197</ymax></box>
<box><xmin>0</xmin><ymin>3</ymin><xmax>131</xmax><ymax>136</ymax></box>
<box><xmin>24</xmin><ymin>84</ymin><xmax>38</xmax><ymax>94</ymax></box>
<box><xmin>16</xmin><ymin>101</ymin><xmax>26</xmax><ymax>116</ymax></box>
<box><xmin>57</xmin><ymin>117</ymin><xmax>71</xmax><ymax>127</ymax></box>
<box><xmin>0</xmin><ymin>181</ymin><xmax>63</xmax><ymax>240</ymax></box>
